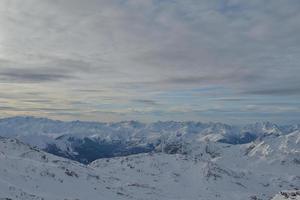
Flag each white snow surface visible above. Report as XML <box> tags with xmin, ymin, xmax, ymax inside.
<box><xmin>0</xmin><ymin>137</ymin><xmax>124</xmax><ymax>200</ymax></box>
<box><xmin>271</xmin><ymin>191</ymin><xmax>300</xmax><ymax>200</ymax></box>
<box><xmin>0</xmin><ymin>130</ymin><xmax>299</xmax><ymax>200</ymax></box>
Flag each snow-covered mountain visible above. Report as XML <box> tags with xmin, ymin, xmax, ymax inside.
<box><xmin>90</xmin><ymin>130</ymin><xmax>300</xmax><ymax>200</ymax></box>
<box><xmin>0</xmin><ymin>130</ymin><xmax>299</xmax><ymax>200</ymax></box>
<box><xmin>0</xmin><ymin>136</ymin><xmax>124</xmax><ymax>200</ymax></box>
<box><xmin>0</xmin><ymin>116</ymin><xmax>299</xmax><ymax>163</ymax></box>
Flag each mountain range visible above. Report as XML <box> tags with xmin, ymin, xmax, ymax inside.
<box><xmin>0</xmin><ymin>116</ymin><xmax>299</xmax><ymax>200</ymax></box>
<box><xmin>0</xmin><ymin>116</ymin><xmax>299</xmax><ymax>163</ymax></box>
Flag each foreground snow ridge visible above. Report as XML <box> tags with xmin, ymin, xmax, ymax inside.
<box><xmin>0</xmin><ymin>128</ymin><xmax>299</xmax><ymax>200</ymax></box>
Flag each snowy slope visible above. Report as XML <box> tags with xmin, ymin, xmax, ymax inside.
<box><xmin>0</xmin><ymin>130</ymin><xmax>299</xmax><ymax>200</ymax></box>
<box><xmin>90</xmin><ymin>131</ymin><xmax>300</xmax><ymax>200</ymax></box>
<box><xmin>0</xmin><ymin>137</ymin><xmax>127</xmax><ymax>200</ymax></box>
<box><xmin>271</xmin><ymin>191</ymin><xmax>300</xmax><ymax>200</ymax></box>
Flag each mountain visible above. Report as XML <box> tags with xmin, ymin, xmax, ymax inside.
<box><xmin>0</xmin><ymin>136</ymin><xmax>126</xmax><ymax>200</ymax></box>
<box><xmin>0</xmin><ymin>116</ymin><xmax>299</xmax><ymax>163</ymax></box>
<box><xmin>90</xmin><ymin>130</ymin><xmax>300</xmax><ymax>200</ymax></box>
<box><xmin>0</xmin><ymin>130</ymin><xmax>299</xmax><ymax>200</ymax></box>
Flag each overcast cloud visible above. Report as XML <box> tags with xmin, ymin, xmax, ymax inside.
<box><xmin>0</xmin><ymin>0</ymin><xmax>300</xmax><ymax>123</ymax></box>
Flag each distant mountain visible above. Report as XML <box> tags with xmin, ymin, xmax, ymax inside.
<box><xmin>0</xmin><ymin>116</ymin><xmax>299</xmax><ymax>163</ymax></box>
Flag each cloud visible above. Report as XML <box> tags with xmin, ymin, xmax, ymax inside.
<box><xmin>0</xmin><ymin>69</ymin><xmax>73</xmax><ymax>83</ymax></box>
<box><xmin>244</xmin><ymin>87</ymin><xmax>300</xmax><ymax>96</ymax></box>
<box><xmin>1</xmin><ymin>0</ymin><xmax>299</xmax><ymax>89</ymax></box>
<box><xmin>0</xmin><ymin>57</ymin><xmax>91</xmax><ymax>83</ymax></box>
<box><xmin>0</xmin><ymin>0</ymin><xmax>299</xmax><ymax>122</ymax></box>
<box><xmin>0</xmin><ymin>106</ymin><xmax>17</xmax><ymax>111</ymax></box>
<box><xmin>22</xmin><ymin>99</ymin><xmax>54</xmax><ymax>103</ymax></box>
<box><xmin>131</xmin><ymin>99</ymin><xmax>160</xmax><ymax>106</ymax></box>
<box><xmin>213</xmin><ymin>98</ymin><xmax>247</xmax><ymax>102</ymax></box>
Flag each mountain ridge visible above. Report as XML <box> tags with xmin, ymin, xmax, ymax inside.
<box><xmin>0</xmin><ymin>131</ymin><xmax>299</xmax><ymax>200</ymax></box>
<box><xmin>0</xmin><ymin>116</ymin><xmax>299</xmax><ymax>163</ymax></box>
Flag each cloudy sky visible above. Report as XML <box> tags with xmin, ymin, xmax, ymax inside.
<box><xmin>0</xmin><ymin>0</ymin><xmax>300</xmax><ymax>124</ymax></box>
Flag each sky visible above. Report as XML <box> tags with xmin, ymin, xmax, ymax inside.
<box><xmin>0</xmin><ymin>0</ymin><xmax>300</xmax><ymax>124</ymax></box>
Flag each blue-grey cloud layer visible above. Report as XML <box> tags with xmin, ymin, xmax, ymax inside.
<box><xmin>0</xmin><ymin>0</ymin><xmax>299</xmax><ymax>123</ymax></box>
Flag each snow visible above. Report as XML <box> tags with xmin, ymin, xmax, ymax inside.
<box><xmin>1</xmin><ymin>117</ymin><xmax>299</xmax><ymax>163</ymax></box>
<box><xmin>271</xmin><ymin>191</ymin><xmax>300</xmax><ymax>200</ymax></box>
<box><xmin>0</xmin><ymin>137</ymin><xmax>124</xmax><ymax>200</ymax></box>
<box><xmin>0</xmin><ymin>117</ymin><xmax>299</xmax><ymax>200</ymax></box>
<box><xmin>0</xmin><ymin>130</ymin><xmax>299</xmax><ymax>200</ymax></box>
<box><xmin>89</xmin><ymin>131</ymin><xmax>300</xmax><ymax>200</ymax></box>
